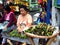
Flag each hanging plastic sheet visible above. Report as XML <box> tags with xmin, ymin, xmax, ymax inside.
<box><xmin>57</xmin><ymin>0</ymin><xmax>60</xmax><ymax>5</ymax></box>
<box><xmin>38</xmin><ymin>0</ymin><xmax>43</xmax><ymax>4</ymax></box>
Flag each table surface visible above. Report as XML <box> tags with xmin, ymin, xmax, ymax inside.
<box><xmin>1</xmin><ymin>33</ymin><xmax>31</xmax><ymax>44</ymax></box>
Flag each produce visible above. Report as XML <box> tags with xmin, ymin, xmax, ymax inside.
<box><xmin>25</xmin><ymin>23</ymin><xmax>56</xmax><ymax>36</ymax></box>
<box><xmin>9</xmin><ymin>29</ymin><xmax>27</xmax><ymax>39</ymax></box>
<box><xmin>9</xmin><ymin>23</ymin><xmax>56</xmax><ymax>39</ymax></box>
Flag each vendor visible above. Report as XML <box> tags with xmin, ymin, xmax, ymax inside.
<box><xmin>0</xmin><ymin>5</ymin><xmax>17</xmax><ymax>45</ymax></box>
<box><xmin>17</xmin><ymin>5</ymin><xmax>32</xmax><ymax>32</ymax></box>
<box><xmin>17</xmin><ymin>5</ymin><xmax>32</xmax><ymax>45</ymax></box>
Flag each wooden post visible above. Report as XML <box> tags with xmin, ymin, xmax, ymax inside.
<box><xmin>7</xmin><ymin>39</ymin><xmax>13</xmax><ymax>45</ymax></box>
<box><xmin>28</xmin><ymin>37</ymin><xmax>35</xmax><ymax>45</ymax></box>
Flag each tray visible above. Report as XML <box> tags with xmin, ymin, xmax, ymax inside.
<box><xmin>1</xmin><ymin>32</ymin><xmax>31</xmax><ymax>44</ymax></box>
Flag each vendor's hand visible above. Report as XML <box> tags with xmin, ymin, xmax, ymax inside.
<box><xmin>4</xmin><ymin>25</ymin><xmax>7</xmax><ymax>30</ymax></box>
<box><xmin>18</xmin><ymin>29</ymin><xmax>23</xmax><ymax>33</ymax></box>
<box><xmin>17</xmin><ymin>27</ymin><xmax>23</xmax><ymax>32</ymax></box>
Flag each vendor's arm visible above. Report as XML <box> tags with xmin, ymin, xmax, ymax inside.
<box><xmin>50</xmin><ymin>30</ymin><xmax>60</xmax><ymax>38</ymax></box>
<box><xmin>27</xmin><ymin>15</ymin><xmax>32</xmax><ymax>27</ymax></box>
<box><xmin>4</xmin><ymin>13</ymin><xmax>15</xmax><ymax>30</ymax></box>
<box><xmin>48</xmin><ymin>33</ymin><xmax>59</xmax><ymax>38</ymax></box>
<box><xmin>17</xmin><ymin>15</ymin><xmax>22</xmax><ymax>32</ymax></box>
<box><xmin>49</xmin><ymin>27</ymin><xmax>59</xmax><ymax>38</ymax></box>
<box><xmin>7</xmin><ymin>13</ymin><xmax>14</xmax><ymax>27</ymax></box>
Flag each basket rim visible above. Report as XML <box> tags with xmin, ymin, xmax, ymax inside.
<box><xmin>24</xmin><ymin>32</ymin><xmax>59</xmax><ymax>39</ymax></box>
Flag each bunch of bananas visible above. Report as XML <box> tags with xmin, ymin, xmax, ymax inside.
<box><xmin>25</xmin><ymin>23</ymin><xmax>56</xmax><ymax>36</ymax></box>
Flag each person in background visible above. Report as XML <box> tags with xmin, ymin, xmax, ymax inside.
<box><xmin>36</xmin><ymin>11</ymin><xmax>46</xmax><ymax>24</ymax></box>
<box><xmin>17</xmin><ymin>5</ymin><xmax>32</xmax><ymax>45</ymax></box>
<box><xmin>0</xmin><ymin>5</ymin><xmax>17</xmax><ymax>45</ymax></box>
<box><xmin>41</xmin><ymin>1</ymin><xmax>47</xmax><ymax>11</ymax></box>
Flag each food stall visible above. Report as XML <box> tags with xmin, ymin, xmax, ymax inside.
<box><xmin>1</xmin><ymin>23</ymin><xmax>58</xmax><ymax>45</ymax></box>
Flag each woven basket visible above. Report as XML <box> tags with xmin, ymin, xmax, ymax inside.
<box><xmin>24</xmin><ymin>32</ymin><xmax>56</xmax><ymax>39</ymax></box>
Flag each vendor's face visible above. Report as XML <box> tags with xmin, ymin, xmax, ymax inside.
<box><xmin>20</xmin><ymin>8</ymin><xmax>27</xmax><ymax>16</ymax></box>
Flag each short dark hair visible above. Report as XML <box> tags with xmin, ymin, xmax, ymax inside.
<box><xmin>19</xmin><ymin>5</ymin><xmax>29</xmax><ymax>12</ymax></box>
<box><xmin>3</xmin><ymin>5</ymin><xmax>11</xmax><ymax>12</ymax></box>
